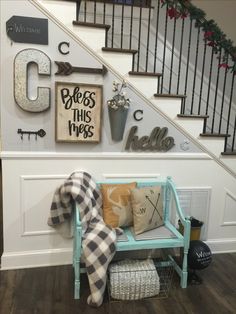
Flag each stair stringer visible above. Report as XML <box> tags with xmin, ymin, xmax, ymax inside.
<box><xmin>31</xmin><ymin>0</ymin><xmax>236</xmax><ymax>179</ymax></box>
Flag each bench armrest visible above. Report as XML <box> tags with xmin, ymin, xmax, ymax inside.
<box><xmin>167</xmin><ymin>177</ymin><xmax>191</xmax><ymax>243</ymax></box>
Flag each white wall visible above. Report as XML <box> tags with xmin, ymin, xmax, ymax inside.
<box><xmin>0</xmin><ymin>0</ymin><xmax>236</xmax><ymax>270</ymax></box>
<box><xmin>192</xmin><ymin>0</ymin><xmax>236</xmax><ymax>45</ymax></box>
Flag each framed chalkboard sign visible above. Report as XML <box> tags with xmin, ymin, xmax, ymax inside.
<box><xmin>55</xmin><ymin>82</ymin><xmax>102</xmax><ymax>143</ymax></box>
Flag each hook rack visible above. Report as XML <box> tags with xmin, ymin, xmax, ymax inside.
<box><xmin>17</xmin><ymin>128</ymin><xmax>46</xmax><ymax>140</ymax></box>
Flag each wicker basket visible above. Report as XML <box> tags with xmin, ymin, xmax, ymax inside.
<box><xmin>108</xmin><ymin>259</ymin><xmax>173</xmax><ymax>301</ymax></box>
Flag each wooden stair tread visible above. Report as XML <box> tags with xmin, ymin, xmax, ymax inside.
<box><xmin>129</xmin><ymin>71</ymin><xmax>162</xmax><ymax>77</ymax></box>
<box><xmin>200</xmin><ymin>133</ymin><xmax>231</xmax><ymax>138</ymax></box>
<box><xmin>101</xmin><ymin>47</ymin><xmax>138</xmax><ymax>54</ymax></box>
<box><xmin>177</xmin><ymin>114</ymin><xmax>209</xmax><ymax>119</ymax></box>
<box><xmin>73</xmin><ymin>21</ymin><xmax>110</xmax><ymax>30</ymax></box>
<box><xmin>154</xmin><ymin>93</ymin><xmax>186</xmax><ymax>99</ymax></box>
<box><xmin>221</xmin><ymin>151</ymin><xmax>236</xmax><ymax>156</ymax></box>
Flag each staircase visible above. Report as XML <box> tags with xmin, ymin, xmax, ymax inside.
<box><xmin>35</xmin><ymin>0</ymin><xmax>236</xmax><ymax>173</ymax></box>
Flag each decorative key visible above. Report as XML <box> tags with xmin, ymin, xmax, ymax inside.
<box><xmin>55</xmin><ymin>61</ymin><xmax>107</xmax><ymax>76</ymax></box>
<box><xmin>17</xmin><ymin>128</ymin><xmax>46</xmax><ymax>140</ymax></box>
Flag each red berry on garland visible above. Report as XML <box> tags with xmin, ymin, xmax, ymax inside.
<box><xmin>219</xmin><ymin>63</ymin><xmax>229</xmax><ymax>69</ymax></box>
<box><xmin>204</xmin><ymin>31</ymin><xmax>214</xmax><ymax>39</ymax></box>
<box><xmin>207</xmin><ymin>41</ymin><xmax>216</xmax><ymax>47</ymax></box>
<box><xmin>181</xmin><ymin>12</ymin><xmax>188</xmax><ymax>19</ymax></box>
<box><xmin>167</xmin><ymin>7</ymin><xmax>179</xmax><ymax>19</ymax></box>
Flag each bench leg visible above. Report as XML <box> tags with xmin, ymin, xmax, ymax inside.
<box><xmin>74</xmin><ymin>260</ymin><xmax>81</xmax><ymax>299</ymax></box>
<box><xmin>181</xmin><ymin>249</ymin><xmax>188</xmax><ymax>288</ymax></box>
<box><xmin>73</xmin><ymin>226</ymin><xmax>82</xmax><ymax>299</ymax></box>
<box><xmin>74</xmin><ymin>279</ymin><xmax>80</xmax><ymax>299</ymax></box>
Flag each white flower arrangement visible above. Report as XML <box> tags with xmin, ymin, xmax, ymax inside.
<box><xmin>107</xmin><ymin>80</ymin><xmax>131</xmax><ymax>110</ymax></box>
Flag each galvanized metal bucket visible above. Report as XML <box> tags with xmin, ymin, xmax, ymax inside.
<box><xmin>108</xmin><ymin>106</ymin><xmax>129</xmax><ymax>141</ymax></box>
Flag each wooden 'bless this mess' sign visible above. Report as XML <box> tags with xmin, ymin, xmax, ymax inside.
<box><xmin>55</xmin><ymin>82</ymin><xmax>102</xmax><ymax>142</ymax></box>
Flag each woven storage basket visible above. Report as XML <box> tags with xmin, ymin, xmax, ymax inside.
<box><xmin>108</xmin><ymin>259</ymin><xmax>160</xmax><ymax>300</ymax></box>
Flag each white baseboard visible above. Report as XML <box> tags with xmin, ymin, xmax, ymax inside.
<box><xmin>206</xmin><ymin>239</ymin><xmax>236</xmax><ymax>254</ymax></box>
<box><xmin>1</xmin><ymin>239</ymin><xmax>236</xmax><ymax>270</ymax></box>
<box><xmin>0</xmin><ymin>248</ymin><xmax>72</xmax><ymax>270</ymax></box>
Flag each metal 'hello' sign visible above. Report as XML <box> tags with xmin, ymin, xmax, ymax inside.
<box><xmin>125</xmin><ymin>126</ymin><xmax>175</xmax><ymax>152</ymax></box>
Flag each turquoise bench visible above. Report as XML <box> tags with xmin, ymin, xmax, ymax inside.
<box><xmin>73</xmin><ymin>176</ymin><xmax>191</xmax><ymax>299</ymax></box>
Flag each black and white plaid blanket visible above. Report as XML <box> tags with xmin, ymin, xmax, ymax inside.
<box><xmin>48</xmin><ymin>171</ymin><xmax>117</xmax><ymax>307</ymax></box>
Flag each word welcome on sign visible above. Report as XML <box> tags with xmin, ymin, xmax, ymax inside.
<box><xmin>6</xmin><ymin>16</ymin><xmax>48</xmax><ymax>45</ymax></box>
<box><xmin>55</xmin><ymin>82</ymin><xmax>102</xmax><ymax>143</ymax></box>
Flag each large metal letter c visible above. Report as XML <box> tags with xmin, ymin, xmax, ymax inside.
<box><xmin>14</xmin><ymin>48</ymin><xmax>51</xmax><ymax>112</ymax></box>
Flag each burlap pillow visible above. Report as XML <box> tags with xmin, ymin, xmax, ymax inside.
<box><xmin>101</xmin><ymin>182</ymin><xmax>137</xmax><ymax>228</ymax></box>
<box><xmin>131</xmin><ymin>186</ymin><xmax>164</xmax><ymax>235</ymax></box>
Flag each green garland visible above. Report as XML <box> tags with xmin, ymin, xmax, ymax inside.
<box><xmin>161</xmin><ymin>0</ymin><xmax>236</xmax><ymax>73</ymax></box>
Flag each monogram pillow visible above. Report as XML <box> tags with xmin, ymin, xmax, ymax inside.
<box><xmin>101</xmin><ymin>182</ymin><xmax>137</xmax><ymax>228</ymax></box>
<box><xmin>131</xmin><ymin>186</ymin><xmax>164</xmax><ymax>235</ymax></box>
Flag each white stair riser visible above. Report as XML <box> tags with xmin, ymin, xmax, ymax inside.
<box><xmin>151</xmin><ymin>98</ymin><xmax>181</xmax><ymax>119</ymax></box>
<box><xmin>174</xmin><ymin>118</ymin><xmax>204</xmax><ymax>138</ymax></box>
<box><xmin>72</xmin><ymin>26</ymin><xmax>106</xmax><ymax>52</ymax></box>
<box><xmin>38</xmin><ymin>0</ymin><xmax>76</xmax><ymax>26</ymax></box>
<box><xmin>97</xmin><ymin>51</ymin><xmax>133</xmax><ymax>76</ymax></box>
<box><xmin>198</xmin><ymin>138</ymin><xmax>225</xmax><ymax>157</ymax></box>
<box><xmin>126</xmin><ymin>75</ymin><xmax>159</xmax><ymax>99</ymax></box>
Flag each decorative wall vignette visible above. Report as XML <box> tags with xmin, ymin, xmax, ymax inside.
<box><xmin>17</xmin><ymin>128</ymin><xmax>46</xmax><ymax>140</ymax></box>
<box><xmin>107</xmin><ymin>80</ymin><xmax>131</xmax><ymax>141</ymax></box>
<box><xmin>55</xmin><ymin>82</ymin><xmax>102</xmax><ymax>142</ymax></box>
<box><xmin>6</xmin><ymin>16</ymin><xmax>48</xmax><ymax>45</ymax></box>
<box><xmin>125</xmin><ymin>126</ymin><xmax>175</xmax><ymax>152</ymax></box>
<box><xmin>14</xmin><ymin>48</ymin><xmax>51</xmax><ymax>112</ymax></box>
<box><xmin>55</xmin><ymin>61</ymin><xmax>107</xmax><ymax>76</ymax></box>
<box><xmin>58</xmin><ymin>41</ymin><xmax>70</xmax><ymax>55</ymax></box>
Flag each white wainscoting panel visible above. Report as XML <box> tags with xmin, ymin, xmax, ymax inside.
<box><xmin>20</xmin><ymin>175</ymin><xmax>68</xmax><ymax>236</ymax></box>
<box><xmin>221</xmin><ymin>189</ymin><xmax>236</xmax><ymax>226</ymax></box>
<box><xmin>177</xmin><ymin>187</ymin><xmax>212</xmax><ymax>240</ymax></box>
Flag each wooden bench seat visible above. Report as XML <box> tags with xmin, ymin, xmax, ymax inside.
<box><xmin>73</xmin><ymin>176</ymin><xmax>191</xmax><ymax>299</ymax></box>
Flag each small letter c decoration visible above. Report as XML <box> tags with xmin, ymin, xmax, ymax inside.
<box><xmin>133</xmin><ymin>109</ymin><xmax>143</xmax><ymax>121</ymax></box>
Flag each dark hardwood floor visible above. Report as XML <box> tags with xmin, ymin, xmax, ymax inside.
<box><xmin>0</xmin><ymin>253</ymin><xmax>236</xmax><ymax>314</ymax></box>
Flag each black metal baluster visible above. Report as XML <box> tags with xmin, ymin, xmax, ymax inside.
<box><xmin>111</xmin><ymin>3</ymin><xmax>115</xmax><ymax>48</ymax></box>
<box><xmin>153</xmin><ymin>0</ymin><xmax>160</xmax><ymax>73</ymax></box>
<box><xmin>94</xmin><ymin>1</ymin><xmax>97</xmax><ymax>24</ymax></box>
<box><xmin>84</xmin><ymin>0</ymin><xmax>87</xmax><ymax>23</ymax></box>
<box><xmin>190</xmin><ymin>26</ymin><xmax>200</xmax><ymax>114</ymax></box>
<box><xmin>136</xmin><ymin>3</ymin><xmax>143</xmax><ymax>72</ymax></box>
<box><xmin>145</xmin><ymin>6</ymin><xmax>151</xmax><ymax>72</ymax></box>
<box><xmin>211</xmin><ymin>49</ymin><xmax>222</xmax><ymax>132</ymax></box>
<box><xmin>218</xmin><ymin>55</ymin><xmax>228</xmax><ymax>133</ymax></box>
<box><xmin>231</xmin><ymin>114</ymin><xmax>236</xmax><ymax>152</ymax></box>
<box><xmin>198</xmin><ymin>42</ymin><xmax>207</xmax><ymax>114</ymax></box>
<box><xmin>103</xmin><ymin>1</ymin><xmax>106</xmax><ymax>25</ymax></box>
<box><xmin>205</xmin><ymin>48</ymin><xmax>214</xmax><ymax>116</ymax></box>
<box><xmin>169</xmin><ymin>7</ymin><xmax>177</xmax><ymax>94</ymax></box>
<box><xmin>183</xmin><ymin>19</ymin><xmax>193</xmax><ymax>113</ymax></box>
<box><xmin>160</xmin><ymin>5</ymin><xmax>168</xmax><ymax>93</ymax></box>
<box><xmin>120</xmin><ymin>4</ymin><xmax>124</xmax><ymax>49</ymax></box>
<box><xmin>76</xmin><ymin>0</ymin><xmax>81</xmax><ymax>21</ymax></box>
<box><xmin>129</xmin><ymin>5</ymin><xmax>134</xmax><ymax>49</ymax></box>
<box><xmin>224</xmin><ymin>74</ymin><xmax>235</xmax><ymax>151</ymax></box>
<box><xmin>176</xmin><ymin>18</ymin><xmax>185</xmax><ymax>94</ymax></box>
